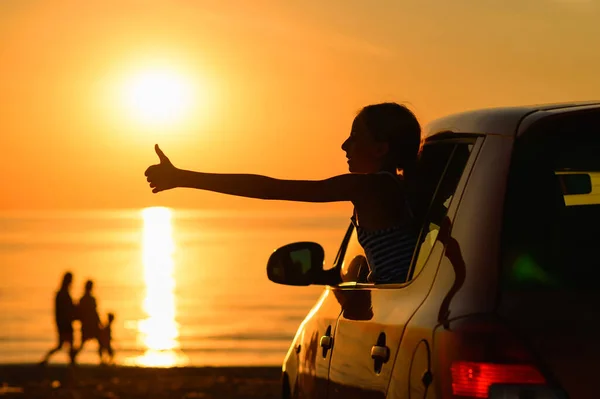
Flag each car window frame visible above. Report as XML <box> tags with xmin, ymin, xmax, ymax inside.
<box><xmin>330</xmin><ymin>135</ymin><xmax>484</xmax><ymax>289</ymax></box>
<box><xmin>406</xmin><ymin>136</ymin><xmax>482</xmax><ymax>281</ymax></box>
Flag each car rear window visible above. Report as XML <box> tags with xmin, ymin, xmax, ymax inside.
<box><xmin>501</xmin><ymin>112</ymin><xmax>600</xmax><ymax>291</ymax></box>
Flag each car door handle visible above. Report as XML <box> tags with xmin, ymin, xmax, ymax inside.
<box><xmin>372</xmin><ymin>333</ymin><xmax>390</xmax><ymax>374</ymax></box>
<box><xmin>320</xmin><ymin>335</ymin><xmax>332</xmax><ymax>350</ymax></box>
<box><xmin>370</xmin><ymin>345</ymin><xmax>390</xmax><ymax>363</ymax></box>
<box><xmin>320</xmin><ymin>325</ymin><xmax>333</xmax><ymax>358</ymax></box>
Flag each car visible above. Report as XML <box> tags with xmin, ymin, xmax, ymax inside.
<box><xmin>266</xmin><ymin>101</ymin><xmax>600</xmax><ymax>399</ymax></box>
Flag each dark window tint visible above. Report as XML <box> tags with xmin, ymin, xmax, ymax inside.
<box><xmin>501</xmin><ymin>112</ymin><xmax>600</xmax><ymax>290</ymax></box>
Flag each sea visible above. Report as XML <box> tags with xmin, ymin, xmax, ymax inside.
<box><xmin>0</xmin><ymin>208</ymin><xmax>350</xmax><ymax>367</ymax></box>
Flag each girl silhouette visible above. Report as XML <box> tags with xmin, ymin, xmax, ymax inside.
<box><xmin>145</xmin><ymin>103</ymin><xmax>422</xmax><ymax>283</ymax></box>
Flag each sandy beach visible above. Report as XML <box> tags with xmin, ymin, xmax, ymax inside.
<box><xmin>0</xmin><ymin>364</ymin><xmax>282</xmax><ymax>399</ymax></box>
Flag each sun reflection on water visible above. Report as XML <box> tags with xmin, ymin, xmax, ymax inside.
<box><xmin>134</xmin><ymin>207</ymin><xmax>186</xmax><ymax>367</ymax></box>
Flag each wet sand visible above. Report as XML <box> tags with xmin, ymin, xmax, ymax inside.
<box><xmin>0</xmin><ymin>364</ymin><xmax>282</xmax><ymax>399</ymax></box>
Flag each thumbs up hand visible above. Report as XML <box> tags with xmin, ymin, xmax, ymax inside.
<box><xmin>144</xmin><ymin>144</ymin><xmax>181</xmax><ymax>193</ymax></box>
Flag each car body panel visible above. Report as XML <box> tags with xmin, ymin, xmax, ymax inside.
<box><xmin>424</xmin><ymin>101</ymin><xmax>600</xmax><ymax>139</ymax></box>
<box><xmin>326</xmin><ymin>137</ymin><xmax>486</xmax><ymax>398</ymax></box>
<box><xmin>282</xmin><ymin>288</ymin><xmax>343</xmax><ymax>398</ymax></box>
<box><xmin>497</xmin><ymin>291</ymin><xmax>600</xmax><ymax>399</ymax></box>
<box><xmin>385</xmin><ymin>136</ymin><xmax>503</xmax><ymax>399</ymax></box>
<box><xmin>425</xmin><ymin>135</ymin><xmax>513</xmax><ymax>319</ymax></box>
<box><xmin>326</xmin><ymin>248</ymin><xmax>442</xmax><ymax>398</ymax></box>
<box><xmin>279</xmin><ymin>101</ymin><xmax>600</xmax><ymax>398</ymax></box>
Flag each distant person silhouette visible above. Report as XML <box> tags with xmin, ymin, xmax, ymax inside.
<box><xmin>73</xmin><ymin>279</ymin><xmax>101</xmax><ymax>361</ymax></box>
<box><xmin>41</xmin><ymin>272</ymin><xmax>76</xmax><ymax>365</ymax></box>
<box><xmin>145</xmin><ymin>103</ymin><xmax>422</xmax><ymax>283</ymax></box>
<box><xmin>98</xmin><ymin>312</ymin><xmax>115</xmax><ymax>364</ymax></box>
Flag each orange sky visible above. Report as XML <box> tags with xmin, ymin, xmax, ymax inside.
<box><xmin>1</xmin><ymin>0</ymin><xmax>599</xmax><ymax>211</ymax></box>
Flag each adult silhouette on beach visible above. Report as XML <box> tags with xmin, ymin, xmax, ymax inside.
<box><xmin>73</xmin><ymin>279</ymin><xmax>101</xmax><ymax>361</ymax></box>
<box><xmin>41</xmin><ymin>272</ymin><xmax>76</xmax><ymax>365</ymax></box>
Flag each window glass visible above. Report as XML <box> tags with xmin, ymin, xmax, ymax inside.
<box><xmin>339</xmin><ymin>229</ymin><xmax>369</xmax><ymax>283</ymax></box>
<box><xmin>501</xmin><ymin>113</ymin><xmax>600</xmax><ymax>290</ymax></box>
<box><xmin>409</xmin><ymin>142</ymin><xmax>474</xmax><ymax>279</ymax></box>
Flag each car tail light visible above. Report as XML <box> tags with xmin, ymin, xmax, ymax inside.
<box><xmin>450</xmin><ymin>361</ymin><xmax>545</xmax><ymax>398</ymax></box>
<box><xmin>435</xmin><ymin>317</ymin><xmax>547</xmax><ymax>398</ymax></box>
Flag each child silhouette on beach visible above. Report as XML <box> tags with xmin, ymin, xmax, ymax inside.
<box><xmin>98</xmin><ymin>312</ymin><xmax>115</xmax><ymax>364</ymax></box>
<box><xmin>145</xmin><ymin>103</ymin><xmax>422</xmax><ymax>283</ymax></box>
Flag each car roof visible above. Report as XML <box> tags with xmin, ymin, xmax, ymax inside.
<box><xmin>424</xmin><ymin>101</ymin><xmax>600</xmax><ymax>139</ymax></box>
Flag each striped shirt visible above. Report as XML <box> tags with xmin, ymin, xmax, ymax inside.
<box><xmin>350</xmin><ymin>172</ymin><xmax>418</xmax><ymax>284</ymax></box>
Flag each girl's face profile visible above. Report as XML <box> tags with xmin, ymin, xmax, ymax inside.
<box><xmin>341</xmin><ymin>116</ymin><xmax>389</xmax><ymax>173</ymax></box>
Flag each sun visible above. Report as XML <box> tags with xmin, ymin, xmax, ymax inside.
<box><xmin>122</xmin><ymin>68</ymin><xmax>194</xmax><ymax>127</ymax></box>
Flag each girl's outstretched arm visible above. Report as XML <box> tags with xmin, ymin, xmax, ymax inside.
<box><xmin>176</xmin><ymin>171</ymin><xmax>374</xmax><ymax>203</ymax></box>
<box><xmin>145</xmin><ymin>145</ymin><xmax>379</xmax><ymax>203</ymax></box>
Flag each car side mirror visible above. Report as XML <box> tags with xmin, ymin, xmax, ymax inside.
<box><xmin>266</xmin><ymin>242</ymin><xmax>325</xmax><ymax>286</ymax></box>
